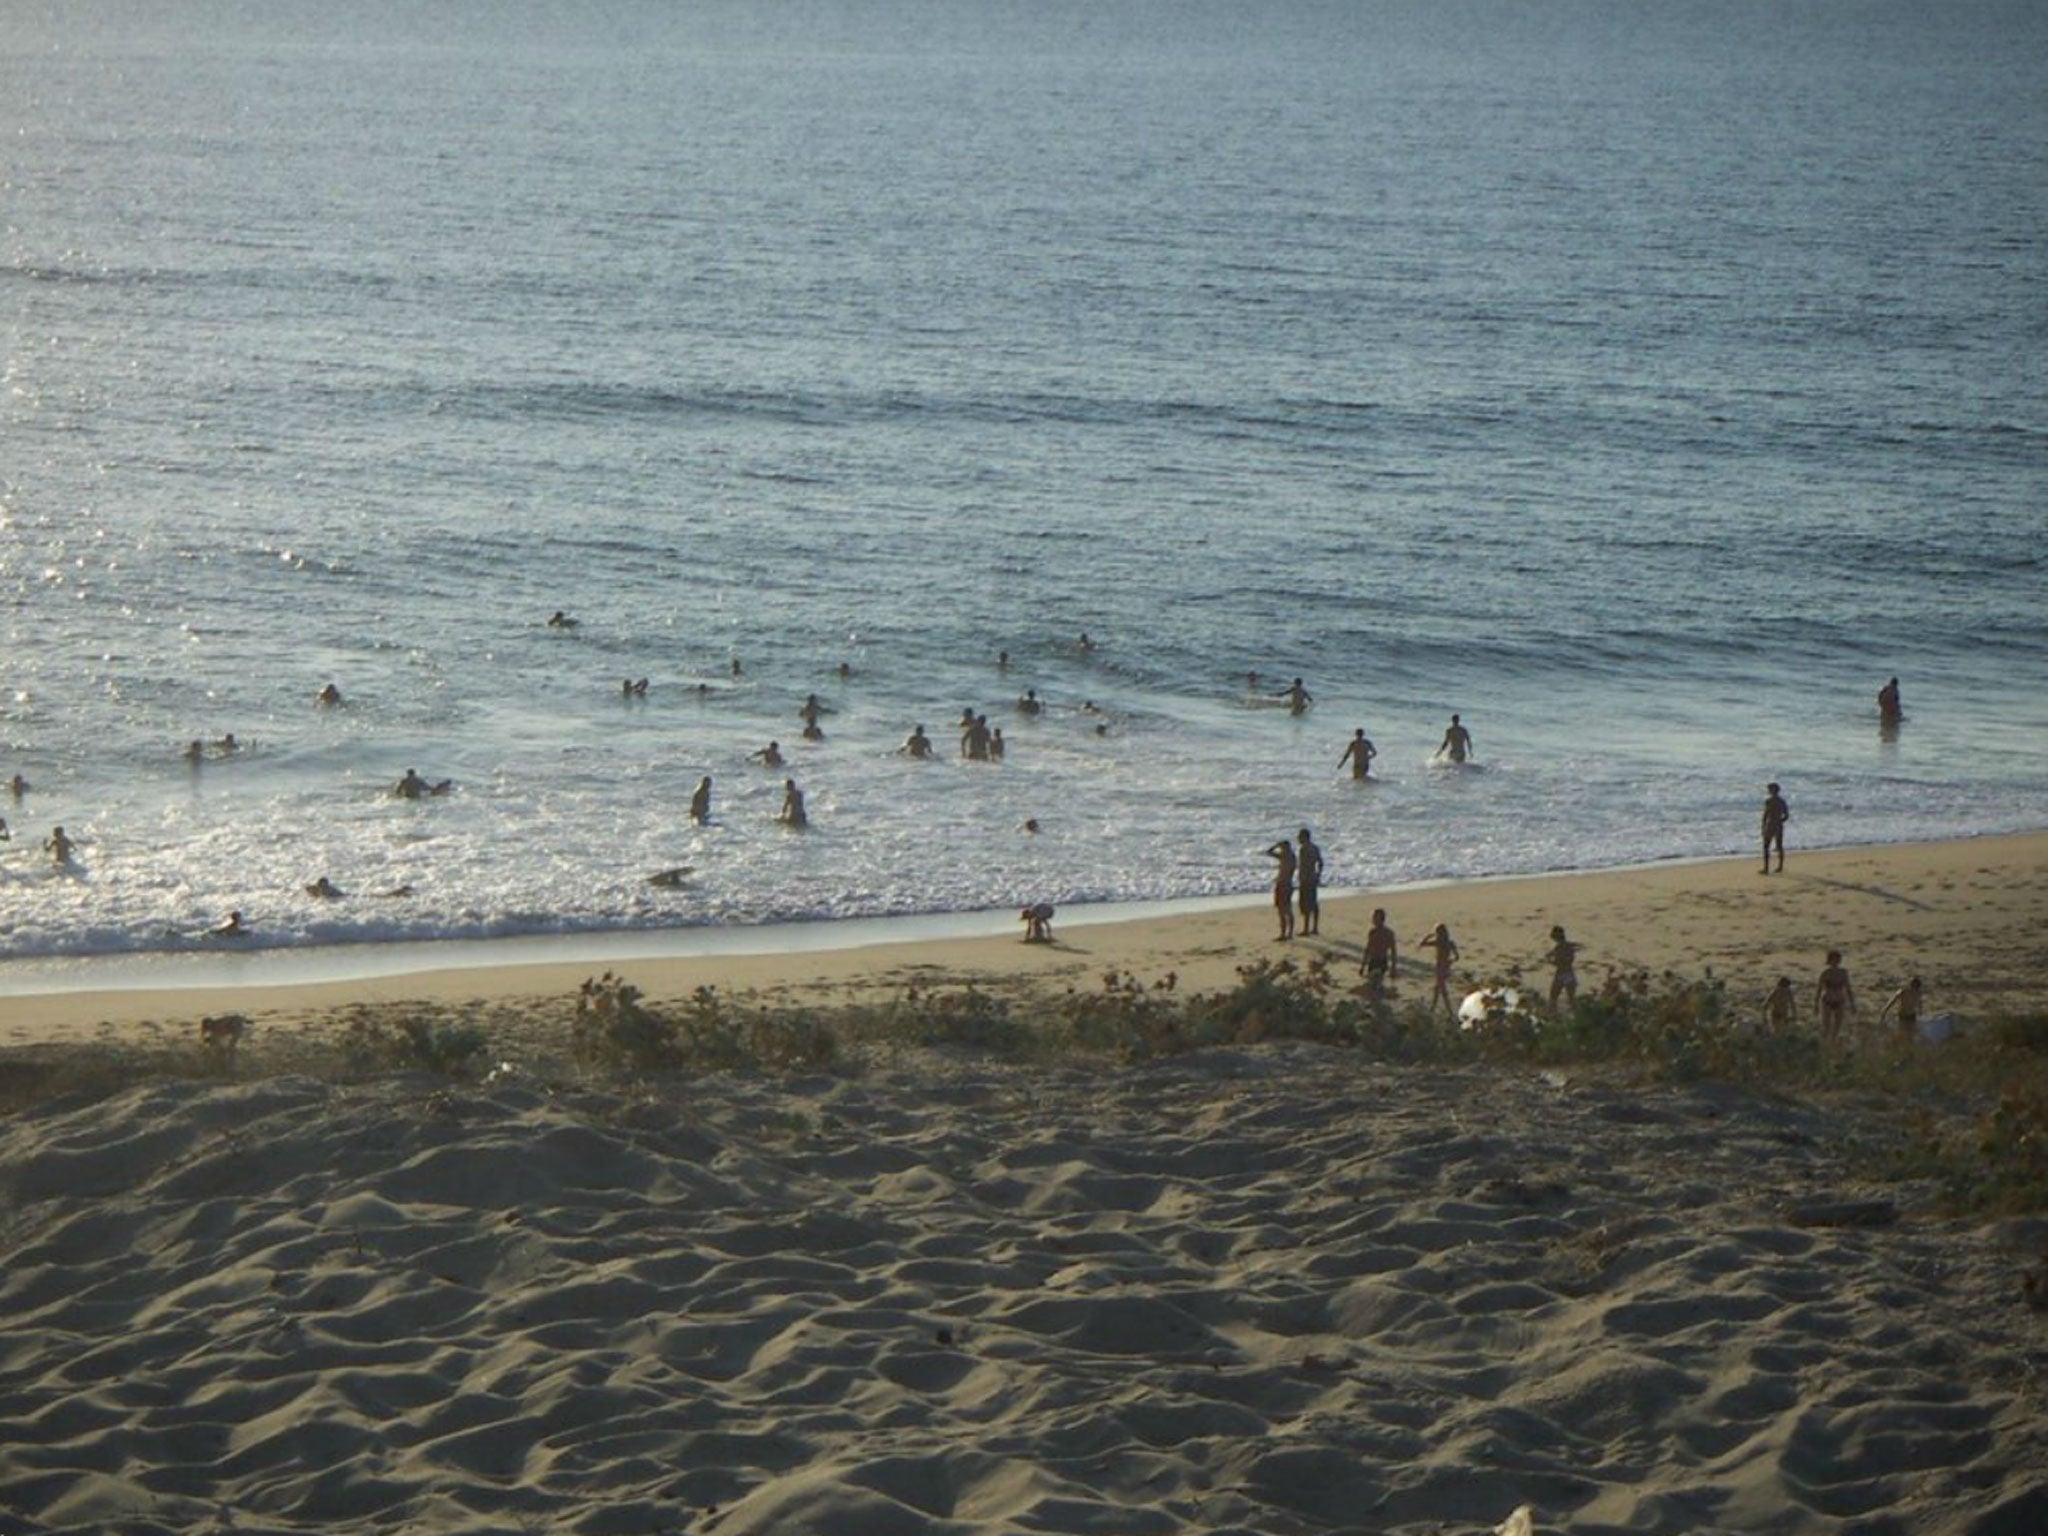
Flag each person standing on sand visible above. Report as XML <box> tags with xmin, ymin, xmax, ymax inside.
<box><xmin>690</xmin><ymin>776</ymin><xmax>712</xmax><ymax>824</ymax></box>
<box><xmin>1814</xmin><ymin>949</ymin><xmax>1856</xmax><ymax>1047</ymax></box>
<box><xmin>1265</xmin><ymin>838</ymin><xmax>1297</xmax><ymax>940</ymax></box>
<box><xmin>1761</xmin><ymin>782</ymin><xmax>1789</xmax><ymax>873</ymax></box>
<box><xmin>1295</xmin><ymin>827</ymin><xmax>1324</xmax><ymax>936</ymax></box>
<box><xmin>1438</xmin><ymin>714</ymin><xmax>1474</xmax><ymax>762</ymax></box>
<box><xmin>1360</xmin><ymin>908</ymin><xmax>1398</xmax><ymax>994</ymax></box>
<box><xmin>1762</xmin><ymin>977</ymin><xmax>1798</xmax><ymax>1033</ymax></box>
<box><xmin>1546</xmin><ymin>925</ymin><xmax>1579</xmax><ymax>1012</ymax></box>
<box><xmin>1419</xmin><ymin>922</ymin><xmax>1460</xmax><ymax>1014</ymax></box>
<box><xmin>1338</xmin><ymin>728</ymin><xmax>1377</xmax><ymax>781</ymax></box>
<box><xmin>1878</xmin><ymin>975</ymin><xmax>1924</xmax><ymax>1047</ymax></box>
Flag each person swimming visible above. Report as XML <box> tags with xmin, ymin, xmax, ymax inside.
<box><xmin>902</xmin><ymin>725</ymin><xmax>934</xmax><ymax>759</ymax></box>
<box><xmin>316</xmin><ymin>682</ymin><xmax>344</xmax><ymax>707</ymax></box>
<box><xmin>751</xmin><ymin>741</ymin><xmax>785</xmax><ymax>768</ymax></box>
<box><xmin>305</xmin><ymin>877</ymin><xmax>345</xmax><ymax>899</ymax></box>
<box><xmin>46</xmin><ymin>825</ymin><xmax>74</xmax><ymax>866</ymax></box>
<box><xmin>1438</xmin><ymin>714</ymin><xmax>1473</xmax><ymax>763</ymax></box>
<box><xmin>547</xmin><ymin>610</ymin><xmax>579</xmax><ymax>629</ymax></box>
<box><xmin>779</xmin><ymin>778</ymin><xmax>808</xmax><ymax>828</ymax></box>
<box><xmin>391</xmin><ymin>768</ymin><xmax>453</xmax><ymax>799</ymax></box>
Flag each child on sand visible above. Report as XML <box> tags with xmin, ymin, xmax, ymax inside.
<box><xmin>1419</xmin><ymin>922</ymin><xmax>1460</xmax><ymax>1014</ymax></box>
<box><xmin>1762</xmin><ymin>977</ymin><xmax>1798</xmax><ymax>1033</ymax></box>
<box><xmin>1546</xmin><ymin>925</ymin><xmax>1579</xmax><ymax>1012</ymax></box>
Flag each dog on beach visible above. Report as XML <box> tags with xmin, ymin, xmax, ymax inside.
<box><xmin>199</xmin><ymin>1013</ymin><xmax>249</xmax><ymax>1065</ymax></box>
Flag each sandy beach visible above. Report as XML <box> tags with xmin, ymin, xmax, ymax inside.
<box><xmin>3</xmin><ymin>835</ymin><xmax>2047</xmax><ymax>1534</ymax></box>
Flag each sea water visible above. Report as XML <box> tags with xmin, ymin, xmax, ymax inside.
<box><xmin>2</xmin><ymin>0</ymin><xmax>2044</xmax><ymax>966</ymax></box>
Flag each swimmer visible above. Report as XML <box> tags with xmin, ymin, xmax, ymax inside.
<box><xmin>750</xmin><ymin>741</ymin><xmax>785</xmax><ymax>768</ymax></box>
<box><xmin>798</xmin><ymin>693</ymin><xmax>831</xmax><ymax>726</ymax></box>
<box><xmin>1437</xmin><ymin>713</ymin><xmax>1474</xmax><ymax>763</ymax></box>
<box><xmin>1546</xmin><ymin>925</ymin><xmax>1579</xmax><ymax>1012</ymax></box>
<box><xmin>997</xmin><ymin>649</ymin><xmax>1011</xmax><ymax>670</ymax></box>
<box><xmin>1295</xmin><ymin>827</ymin><xmax>1323</xmax><ymax>936</ymax></box>
<box><xmin>730</xmin><ymin>656</ymin><xmax>743</xmax><ymax>678</ymax></box>
<box><xmin>183</xmin><ymin>739</ymin><xmax>206</xmax><ymax>765</ymax></box>
<box><xmin>1077</xmin><ymin>633</ymin><xmax>1096</xmax><ymax>652</ymax></box>
<box><xmin>622</xmin><ymin>677</ymin><xmax>648</xmax><ymax>697</ymax></box>
<box><xmin>215</xmin><ymin>733</ymin><xmax>240</xmax><ymax>755</ymax></box>
<box><xmin>1265</xmin><ymin>838</ymin><xmax>1297</xmax><ymax>941</ymax></box>
<box><xmin>901</xmin><ymin>725</ymin><xmax>934</xmax><ymax>759</ymax></box>
<box><xmin>9</xmin><ymin>774</ymin><xmax>28</xmax><ymax>799</ymax></box>
<box><xmin>1017</xmin><ymin>688</ymin><xmax>1043</xmax><ymax>716</ymax></box>
<box><xmin>211</xmin><ymin>910</ymin><xmax>247</xmax><ymax>939</ymax></box>
<box><xmin>1360</xmin><ymin>908</ymin><xmax>1398</xmax><ymax>993</ymax></box>
<box><xmin>46</xmin><ymin>826</ymin><xmax>74</xmax><ymax>866</ymax></box>
<box><xmin>304</xmin><ymin>877</ymin><xmax>345</xmax><ymax>899</ymax></box>
<box><xmin>1419</xmin><ymin>923</ymin><xmax>1460</xmax><ymax>1014</ymax></box>
<box><xmin>316</xmin><ymin>682</ymin><xmax>344</xmax><ymax>707</ymax></box>
<box><xmin>547</xmin><ymin>610</ymin><xmax>578</xmax><ymax>629</ymax></box>
<box><xmin>0</xmin><ymin>815</ymin><xmax>8</xmax><ymax>841</ymax></box>
<box><xmin>801</xmin><ymin>720</ymin><xmax>825</xmax><ymax>742</ymax></box>
<box><xmin>646</xmin><ymin>867</ymin><xmax>691</xmax><ymax>889</ymax></box>
<box><xmin>1760</xmin><ymin>782</ymin><xmax>1789</xmax><ymax>873</ymax></box>
<box><xmin>1878</xmin><ymin>676</ymin><xmax>1903</xmax><ymax>721</ymax></box>
<box><xmin>1275</xmin><ymin>677</ymin><xmax>1312</xmax><ymax>715</ymax></box>
<box><xmin>961</xmin><ymin>714</ymin><xmax>991</xmax><ymax>761</ymax></box>
<box><xmin>779</xmin><ymin>778</ymin><xmax>808</xmax><ymax>828</ymax></box>
<box><xmin>1338</xmin><ymin>728</ymin><xmax>1377</xmax><ymax>781</ymax></box>
<box><xmin>990</xmin><ymin>727</ymin><xmax>1005</xmax><ymax>761</ymax></box>
<box><xmin>1021</xmin><ymin>817</ymin><xmax>1040</xmax><ymax>834</ymax></box>
<box><xmin>837</xmin><ymin>660</ymin><xmax>854</xmax><ymax>680</ymax></box>
<box><xmin>690</xmin><ymin>776</ymin><xmax>712</xmax><ymax>823</ymax></box>
<box><xmin>391</xmin><ymin>768</ymin><xmax>453</xmax><ymax>799</ymax></box>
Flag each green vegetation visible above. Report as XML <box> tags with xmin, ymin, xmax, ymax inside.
<box><xmin>5</xmin><ymin>962</ymin><xmax>2047</xmax><ymax>1214</ymax></box>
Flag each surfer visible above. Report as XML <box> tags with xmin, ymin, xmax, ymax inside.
<box><xmin>1265</xmin><ymin>838</ymin><xmax>1297</xmax><ymax>941</ymax></box>
<box><xmin>1760</xmin><ymin>782</ymin><xmax>1789</xmax><ymax>873</ymax></box>
<box><xmin>1338</xmin><ymin>728</ymin><xmax>1377</xmax><ymax>781</ymax></box>
<box><xmin>1878</xmin><ymin>677</ymin><xmax>1903</xmax><ymax>721</ymax></box>
<box><xmin>750</xmin><ymin>741</ymin><xmax>785</xmax><ymax>768</ymax></box>
<box><xmin>1419</xmin><ymin>923</ymin><xmax>1461</xmax><ymax>1014</ymax></box>
<box><xmin>1437</xmin><ymin>714</ymin><xmax>1473</xmax><ymax>763</ymax></box>
<box><xmin>1546</xmin><ymin>925</ymin><xmax>1579</xmax><ymax>1012</ymax></box>
<box><xmin>779</xmin><ymin>778</ymin><xmax>808</xmax><ymax>828</ymax></box>
<box><xmin>690</xmin><ymin>776</ymin><xmax>713</xmax><ymax>824</ymax></box>
<box><xmin>1814</xmin><ymin>949</ymin><xmax>1857</xmax><ymax>1047</ymax></box>
<box><xmin>901</xmin><ymin>725</ymin><xmax>934</xmax><ymax>759</ymax></box>
<box><xmin>46</xmin><ymin>826</ymin><xmax>74</xmax><ymax>866</ymax></box>
<box><xmin>1360</xmin><ymin>909</ymin><xmax>1398</xmax><ymax>993</ymax></box>
<box><xmin>392</xmin><ymin>768</ymin><xmax>452</xmax><ymax>799</ymax></box>
<box><xmin>1295</xmin><ymin>827</ymin><xmax>1324</xmax><ymax>936</ymax></box>
<box><xmin>1275</xmin><ymin>677</ymin><xmax>1312</xmax><ymax>715</ymax></box>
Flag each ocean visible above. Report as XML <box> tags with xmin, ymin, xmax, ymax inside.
<box><xmin>2</xmin><ymin>0</ymin><xmax>2044</xmax><ymax>969</ymax></box>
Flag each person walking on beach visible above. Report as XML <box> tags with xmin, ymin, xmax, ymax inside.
<box><xmin>690</xmin><ymin>776</ymin><xmax>712</xmax><ymax>824</ymax></box>
<box><xmin>1295</xmin><ymin>827</ymin><xmax>1324</xmax><ymax>936</ymax></box>
<box><xmin>1878</xmin><ymin>975</ymin><xmax>1924</xmax><ymax>1048</ymax></box>
<box><xmin>1546</xmin><ymin>925</ymin><xmax>1579</xmax><ymax>1012</ymax></box>
<box><xmin>1437</xmin><ymin>714</ymin><xmax>1474</xmax><ymax>763</ymax></box>
<box><xmin>1419</xmin><ymin>922</ymin><xmax>1461</xmax><ymax>1014</ymax></box>
<box><xmin>1360</xmin><ymin>908</ymin><xmax>1398</xmax><ymax>994</ymax></box>
<box><xmin>1761</xmin><ymin>782</ymin><xmax>1789</xmax><ymax>873</ymax></box>
<box><xmin>1265</xmin><ymin>837</ymin><xmax>1297</xmax><ymax>940</ymax></box>
<box><xmin>1814</xmin><ymin>949</ymin><xmax>1856</xmax><ymax>1047</ymax></box>
<box><xmin>1338</xmin><ymin>728</ymin><xmax>1378</xmax><ymax>781</ymax></box>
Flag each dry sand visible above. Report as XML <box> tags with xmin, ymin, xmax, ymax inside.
<box><xmin>2</xmin><ymin>835</ymin><xmax>2047</xmax><ymax>1534</ymax></box>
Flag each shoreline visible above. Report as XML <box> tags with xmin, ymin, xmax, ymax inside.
<box><xmin>3</xmin><ymin>830</ymin><xmax>2043</xmax><ymax>1045</ymax></box>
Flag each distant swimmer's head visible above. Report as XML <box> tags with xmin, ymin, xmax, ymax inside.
<box><xmin>1023</xmin><ymin>818</ymin><xmax>1040</xmax><ymax>833</ymax></box>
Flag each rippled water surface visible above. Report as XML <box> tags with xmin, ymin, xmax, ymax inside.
<box><xmin>3</xmin><ymin>0</ymin><xmax>2044</xmax><ymax>959</ymax></box>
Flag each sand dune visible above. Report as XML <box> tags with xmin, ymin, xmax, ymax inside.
<box><xmin>3</xmin><ymin>1045</ymin><xmax>2045</xmax><ymax>1535</ymax></box>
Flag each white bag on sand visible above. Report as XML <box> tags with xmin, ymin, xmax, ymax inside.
<box><xmin>1493</xmin><ymin>1505</ymin><xmax>1535</xmax><ymax>1536</ymax></box>
<box><xmin>1918</xmin><ymin>1013</ymin><xmax>1954</xmax><ymax>1045</ymax></box>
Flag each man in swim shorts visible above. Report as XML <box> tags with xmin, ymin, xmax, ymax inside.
<box><xmin>1438</xmin><ymin>714</ymin><xmax>1473</xmax><ymax>763</ymax></box>
<box><xmin>1761</xmin><ymin>782</ymin><xmax>1789</xmax><ymax>873</ymax></box>
<box><xmin>1361</xmin><ymin>909</ymin><xmax>1397</xmax><ymax>994</ymax></box>
<box><xmin>1295</xmin><ymin>827</ymin><xmax>1323</xmax><ymax>936</ymax></box>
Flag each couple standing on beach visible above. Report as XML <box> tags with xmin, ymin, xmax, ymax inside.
<box><xmin>1265</xmin><ymin>827</ymin><xmax>1323</xmax><ymax>940</ymax></box>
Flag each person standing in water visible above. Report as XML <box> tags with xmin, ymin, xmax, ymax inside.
<box><xmin>779</xmin><ymin>779</ymin><xmax>808</xmax><ymax>828</ymax></box>
<box><xmin>690</xmin><ymin>776</ymin><xmax>712</xmax><ymax>824</ymax></box>
<box><xmin>1295</xmin><ymin>827</ymin><xmax>1324</xmax><ymax>936</ymax></box>
<box><xmin>1761</xmin><ymin>782</ymin><xmax>1789</xmax><ymax>873</ymax></box>
<box><xmin>1276</xmin><ymin>677</ymin><xmax>1312</xmax><ymax>715</ymax></box>
<box><xmin>1437</xmin><ymin>714</ymin><xmax>1474</xmax><ymax>763</ymax></box>
<box><xmin>1338</xmin><ymin>728</ymin><xmax>1378</xmax><ymax>781</ymax></box>
<box><xmin>1877</xmin><ymin>677</ymin><xmax>1903</xmax><ymax>721</ymax></box>
<box><xmin>1265</xmin><ymin>837</ymin><xmax>1297</xmax><ymax>940</ymax></box>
